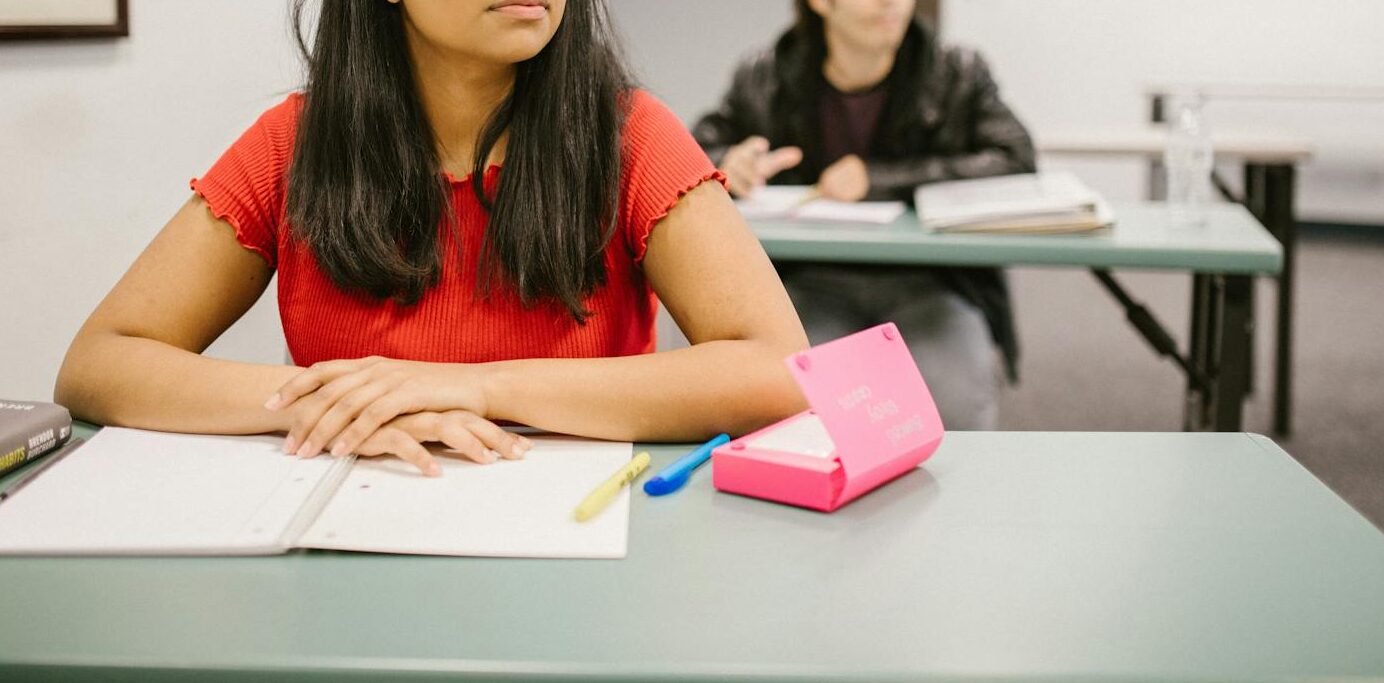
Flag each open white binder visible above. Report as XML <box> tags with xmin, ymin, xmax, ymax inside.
<box><xmin>0</xmin><ymin>427</ymin><xmax>633</xmax><ymax>558</ymax></box>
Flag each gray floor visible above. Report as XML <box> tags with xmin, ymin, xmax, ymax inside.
<box><xmin>1000</xmin><ymin>232</ymin><xmax>1384</xmax><ymax>530</ymax></box>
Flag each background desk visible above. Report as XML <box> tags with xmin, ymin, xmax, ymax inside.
<box><xmin>1037</xmin><ymin>127</ymin><xmax>1312</xmax><ymax>437</ymax></box>
<box><xmin>2</xmin><ymin>426</ymin><xmax>1382</xmax><ymax>681</ymax></box>
<box><xmin>752</xmin><ymin>202</ymin><xmax>1282</xmax><ymax>432</ymax></box>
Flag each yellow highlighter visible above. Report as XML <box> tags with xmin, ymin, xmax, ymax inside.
<box><xmin>574</xmin><ymin>451</ymin><xmax>651</xmax><ymax>522</ymax></box>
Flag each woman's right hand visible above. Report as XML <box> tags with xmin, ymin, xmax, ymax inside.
<box><xmin>720</xmin><ymin>136</ymin><xmax>803</xmax><ymax>197</ymax></box>
<box><xmin>353</xmin><ymin>410</ymin><xmax>532</xmax><ymax>477</ymax></box>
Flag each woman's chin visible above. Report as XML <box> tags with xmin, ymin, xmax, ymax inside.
<box><xmin>470</xmin><ymin>32</ymin><xmax>553</xmax><ymax>63</ymax></box>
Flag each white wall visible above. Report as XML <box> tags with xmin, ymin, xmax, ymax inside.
<box><xmin>1</xmin><ymin>0</ymin><xmax>296</xmax><ymax>401</ymax></box>
<box><xmin>942</xmin><ymin>0</ymin><xmax>1384</xmax><ymax>220</ymax></box>
<box><xmin>608</xmin><ymin>1</ymin><xmax>793</xmax><ymax>122</ymax></box>
<box><xmin>4</xmin><ymin>0</ymin><xmax>1381</xmax><ymax>401</ymax></box>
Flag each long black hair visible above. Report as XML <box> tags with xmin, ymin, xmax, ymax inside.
<box><xmin>287</xmin><ymin>1</ymin><xmax>631</xmax><ymax>320</ymax></box>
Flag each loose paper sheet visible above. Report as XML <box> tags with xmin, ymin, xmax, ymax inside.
<box><xmin>737</xmin><ymin>185</ymin><xmax>906</xmax><ymax>225</ymax></box>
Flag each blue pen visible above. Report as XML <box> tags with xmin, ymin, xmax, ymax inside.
<box><xmin>643</xmin><ymin>433</ymin><xmax>731</xmax><ymax>496</ymax></box>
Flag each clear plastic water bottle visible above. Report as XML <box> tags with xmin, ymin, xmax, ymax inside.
<box><xmin>1163</xmin><ymin>92</ymin><xmax>1213</xmax><ymax>226</ymax></box>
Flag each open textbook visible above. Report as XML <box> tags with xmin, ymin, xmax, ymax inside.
<box><xmin>735</xmin><ymin>185</ymin><xmax>907</xmax><ymax>225</ymax></box>
<box><xmin>914</xmin><ymin>171</ymin><xmax>1113</xmax><ymax>234</ymax></box>
<box><xmin>0</xmin><ymin>427</ymin><xmax>633</xmax><ymax>558</ymax></box>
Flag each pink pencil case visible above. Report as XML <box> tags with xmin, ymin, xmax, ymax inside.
<box><xmin>711</xmin><ymin>323</ymin><xmax>945</xmax><ymax>512</ymax></box>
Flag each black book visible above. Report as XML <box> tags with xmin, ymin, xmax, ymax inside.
<box><xmin>0</xmin><ymin>400</ymin><xmax>73</xmax><ymax>478</ymax></box>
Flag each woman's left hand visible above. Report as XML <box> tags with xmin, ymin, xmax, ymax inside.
<box><xmin>264</xmin><ymin>356</ymin><xmax>494</xmax><ymax>460</ymax></box>
<box><xmin>357</xmin><ymin>410</ymin><xmax>533</xmax><ymax>476</ymax></box>
<box><xmin>816</xmin><ymin>154</ymin><xmax>869</xmax><ymax>202</ymax></box>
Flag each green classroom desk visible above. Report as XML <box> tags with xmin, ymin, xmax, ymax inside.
<box><xmin>752</xmin><ymin>201</ymin><xmax>1284</xmax><ymax>433</ymax></box>
<box><xmin>1</xmin><ymin>424</ymin><xmax>1382</xmax><ymax>682</ymax></box>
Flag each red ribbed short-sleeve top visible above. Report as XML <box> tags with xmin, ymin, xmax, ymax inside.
<box><xmin>191</xmin><ymin>90</ymin><xmax>723</xmax><ymax>367</ymax></box>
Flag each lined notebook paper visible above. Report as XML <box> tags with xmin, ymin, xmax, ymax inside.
<box><xmin>299</xmin><ymin>436</ymin><xmax>633</xmax><ymax>558</ymax></box>
<box><xmin>0</xmin><ymin>428</ymin><xmax>633</xmax><ymax>558</ymax></box>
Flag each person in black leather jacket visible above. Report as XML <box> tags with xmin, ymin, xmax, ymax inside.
<box><xmin>693</xmin><ymin>0</ymin><xmax>1036</xmax><ymax>429</ymax></box>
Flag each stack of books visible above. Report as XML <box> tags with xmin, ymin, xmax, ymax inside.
<box><xmin>913</xmin><ymin>171</ymin><xmax>1113</xmax><ymax>234</ymax></box>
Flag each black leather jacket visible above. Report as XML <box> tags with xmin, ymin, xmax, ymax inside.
<box><xmin>692</xmin><ymin>20</ymin><xmax>1036</xmax><ymax>381</ymax></box>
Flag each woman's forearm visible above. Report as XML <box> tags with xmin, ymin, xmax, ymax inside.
<box><xmin>481</xmin><ymin>339</ymin><xmax>807</xmax><ymax>443</ymax></box>
<box><xmin>55</xmin><ymin>332</ymin><xmax>298</xmax><ymax>434</ymax></box>
<box><xmin>56</xmin><ymin>333</ymin><xmax>806</xmax><ymax>444</ymax></box>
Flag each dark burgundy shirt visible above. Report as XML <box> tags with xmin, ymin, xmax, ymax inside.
<box><xmin>818</xmin><ymin>79</ymin><xmax>889</xmax><ymax>165</ymax></box>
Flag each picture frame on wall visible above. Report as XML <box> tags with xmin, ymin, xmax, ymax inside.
<box><xmin>0</xmin><ymin>0</ymin><xmax>128</xmax><ymax>41</ymax></box>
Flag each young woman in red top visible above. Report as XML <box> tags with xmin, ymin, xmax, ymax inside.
<box><xmin>54</xmin><ymin>0</ymin><xmax>808</xmax><ymax>475</ymax></box>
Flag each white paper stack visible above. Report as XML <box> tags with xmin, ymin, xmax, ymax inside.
<box><xmin>913</xmin><ymin>171</ymin><xmax>1113</xmax><ymax>234</ymax></box>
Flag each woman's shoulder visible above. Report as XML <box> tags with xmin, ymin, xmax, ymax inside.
<box><xmin>250</xmin><ymin>92</ymin><xmax>307</xmax><ymax>155</ymax></box>
<box><xmin>613</xmin><ymin>88</ymin><xmax>724</xmax><ymax>261</ymax></box>
<box><xmin>619</xmin><ymin>89</ymin><xmax>684</xmax><ymax>151</ymax></box>
<box><xmin>204</xmin><ymin>92</ymin><xmax>307</xmax><ymax>179</ymax></box>
<box><xmin>189</xmin><ymin>92</ymin><xmax>306</xmax><ymax>269</ymax></box>
<box><xmin>622</xmin><ymin>88</ymin><xmax>672</xmax><ymax>124</ymax></box>
<box><xmin>261</xmin><ymin>91</ymin><xmax>306</xmax><ymax>121</ymax></box>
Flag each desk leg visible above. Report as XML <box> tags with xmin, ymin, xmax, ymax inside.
<box><xmin>1245</xmin><ymin>163</ymin><xmax>1297</xmax><ymax>436</ymax></box>
<box><xmin>1211</xmin><ymin>275</ymin><xmax>1254</xmax><ymax>431</ymax></box>
<box><xmin>1185</xmin><ymin>274</ymin><xmax>1211</xmax><ymax>430</ymax></box>
<box><xmin>1186</xmin><ymin>274</ymin><xmax>1253</xmax><ymax>432</ymax></box>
